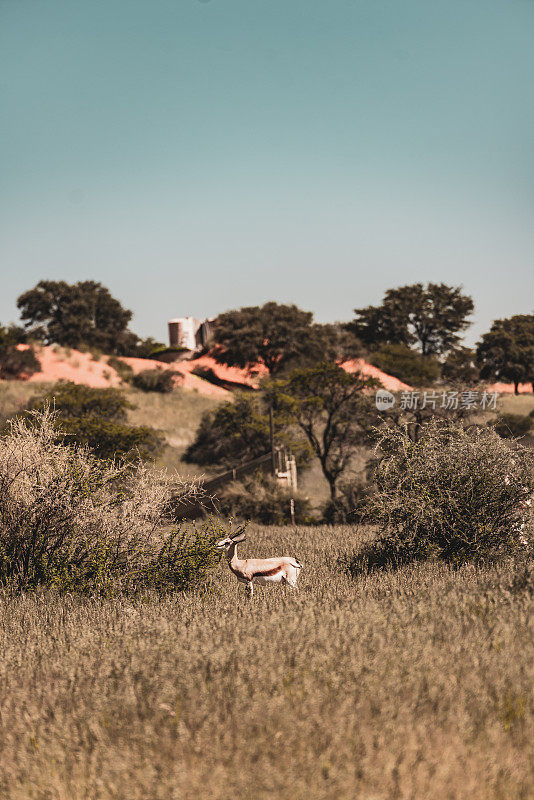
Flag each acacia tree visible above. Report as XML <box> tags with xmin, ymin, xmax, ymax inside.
<box><xmin>183</xmin><ymin>393</ymin><xmax>310</xmax><ymax>469</ymax></box>
<box><xmin>210</xmin><ymin>302</ymin><xmax>359</xmax><ymax>375</ymax></box>
<box><xmin>17</xmin><ymin>280</ymin><xmax>134</xmax><ymax>353</ymax></box>
<box><xmin>347</xmin><ymin>282</ymin><xmax>474</xmax><ymax>356</ymax></box>
<box><xmin>265</xmin><ymin>362</ymin><xmax>377</xmax><ymax>501</ymax></box>
<box><xmin>441</xmin><ymin>347</ymin><xmax>479</xmax><ymax>385</ymax></box>
<box><xmin>477</xmin><ymin>314</ymin><xmax>534</xmax><ymax>394</ymax></box>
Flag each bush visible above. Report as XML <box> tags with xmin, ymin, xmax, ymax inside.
<box><xmin>132</xmin><ymin>369</ymin><xmax>175</xmax><ymax>393</ymax></box>
<box><xmin>18</xmin><ymin>382</ymin><xmax>164</xmax><ymax>461</ymax></box>
<box><xmin>370</xmin><ymin>344</ymin><xmax>440</xmax><ymax>386</ymax></box>
<box><xmin>31</xmin><ymin>381</ymin><xmax>132</xmax><ymax>419</ymax></box>
<box><xmin>0</xmin><ymin>346</ymin><xmax>41</xmax><ymax>380</ymax></box>
<box><xmin>107</xmin><ymin>356</ymin><xmax>134</xmax><ymax>384</ymax></box>
<box><xmin>214</xmin><ymin>472</ymin><xmax>313</xmax><ymax>525</ymax></box>
<box><xmin>0</xmin><ymin>409</ymin><xmax>223</xmax><ymax>595</ymax></box>
<box><xmin>493</xmin><ymin>413</ymin><xmax>533</xmax><ymax>439</ymax></box>
<box><xmin>355</xmin><ymin>418</ymin><xmax>534</xmax><ymax>569</ymax></box>
<box><xmin>191</xmin><ymin>365</ymin><xmax>234</xmax><ymax>389</ymax></box>
<box><xmin>54</xmin><ymin>415</ymin><xmax>163</xmax><ymax>461</ymax></box>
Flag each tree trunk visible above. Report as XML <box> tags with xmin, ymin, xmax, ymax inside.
<box><xmin>514</xmin><ymin>380</ymin><xmax>519</xmax><ymax>395</ymax></box>
<box><xmin>325</xmin><ymin>474</ymin><xmax>337</xmax><ymax>502</ymax></box>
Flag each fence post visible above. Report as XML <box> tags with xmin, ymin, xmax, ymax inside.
<box><xmin>269</xmin><ymin>404</ymin><xmax>276</xmax><ymax>476</ymax></box>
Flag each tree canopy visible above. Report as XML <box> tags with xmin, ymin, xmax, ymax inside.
<box><xmin>17</xmin><ymin>280</ymin><xmax>134</xmax><ymax>353</ymax></box>
<box><xmin>265</xmin><ymin>362</ymin><xmax>377</xmax><ymax>500</ymax></box>
<box><xmin>476</xmin><ymin>314</ymin><xmax>534</xmax><ymax>394</ymax></box>
<box><xmin>183</xmin><ymin>393</ymin><xmax>310</xmax><ymax>469</ymax></box>
<box><xmin>441</xmin><ymin>347</ymin><xmax>479</xmax><ymax>385</ymax></box>
<box><xmin>347</xmin><ymin>282</ymin><xmax>474</xmax><ymax>356</ymax></box>
<box><xmin>369</xmin><ymin>344</ymin><xmax>440</xmax><ymax>387</ymax></box>
<box><xmin>210</xmin><ymin>302</ymin><xmax>359</xmax><ymax>375</ymax></box>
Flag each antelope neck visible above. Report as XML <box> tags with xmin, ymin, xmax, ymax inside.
<box><xmin>226</xmin><ymin>542</ymin><xmax>239</xmax><ymax>565</ymax></box>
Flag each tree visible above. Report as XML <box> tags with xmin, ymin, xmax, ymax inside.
<box><xmin>441</xmin><ymin>347</ymin><xmax>479</xmax><ymax>385</ymax></box>
<box><xmin>476</xmin><ymin>314</ymin><xmax>534</xmax><ymax>394</ymax></box>
<box><xmin>183</xmin><ymin>393</ymin><xmax>310</xmax><ymax>469</ymax></box>
<box><xmin>369</xmin><ymin>344</ymin><xmax>440</xmax><ymax>386</ymax></box>
<box><xmin>17</xmin><ymin>280</ymin><xmax>134</xmax><ymax>353</ymax></box>
<box><xmin>347</xmin><ymin>283</ymin><xmax>474</xmax><ymax>356</ymax></box>
<box><xmin>114</xmin><ymin>334</ymin><xmax>166</xmax><ymax>359</ymax></box>
<box><xmin>265</xmin><ymin>363</ymin><xmax>377</xmax><ymax>501</ymax></box>
<box><xmin>311</xmin><ymin>322</ymin><xmax>363</xmax><ymax>363</ymax></box>
<box><xmin>211</xmin><ymin>302</ymin><xmax>333</xmax><ymax>375</ymax></box>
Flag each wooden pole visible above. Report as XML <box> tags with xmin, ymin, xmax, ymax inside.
<box><xmin>269</xmin><ymin>404</ymin><xmax>276</xmax><ymax>476</ymax></box>
<box><xmin>290</xmin><ymin>497</ymin><xmax>295</xmax><ymax>525</ymax></box>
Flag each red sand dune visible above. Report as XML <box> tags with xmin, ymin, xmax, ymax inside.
<box><xmin>485</xmin><ymin>382</ymin><xmax>532</xmax><ymax>395</ymax></box>
<box><xmin>340</xmin><ymin>359</ymin><xmax>413</xmax><ymax>392</ymax></box>
<box><xmin>11</xmin><ymin>345</ymin><xmax>530</xmax><ymax>397</ymax></box>
<box><xmin>17</xmin><ymin>346</ymin><xmax>230</xmax><ymax>398</ymax></box>
<box><xmin>24</xmin><ymin>345</ymin><xmax>122</xmax><ymax>389</ymax></box>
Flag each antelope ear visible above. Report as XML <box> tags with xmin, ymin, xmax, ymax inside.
<box><xmin>231</xmin><ymin>532</ymin><xmax>246</xmax><ymax>543</ymax></box>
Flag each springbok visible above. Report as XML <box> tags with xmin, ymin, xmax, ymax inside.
<box><xmin>216</xmin><ymin>529</ymin><xmax>302</xmax><ymax>597</ymax></box>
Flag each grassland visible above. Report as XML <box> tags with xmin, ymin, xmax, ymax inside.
<box><xmin>0</xmin><ymin>523</ymin><xmax>532</xmax><ymax>800</ymax></box>
<box><xmin>123</xmin><ymin>386</ymin><xmax>222</xmax><ymax>477</ymax></box>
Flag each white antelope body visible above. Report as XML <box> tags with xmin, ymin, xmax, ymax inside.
<box><xmin>216</xmin><ymin>530</ymin><xmax>302</xmax><ymax>597</ymax></box>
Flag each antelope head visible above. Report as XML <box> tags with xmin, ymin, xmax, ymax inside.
<box><xmin>216</xmin><ymin>529</ymin><xmax>247</xmax><ymax>557</ymax></box>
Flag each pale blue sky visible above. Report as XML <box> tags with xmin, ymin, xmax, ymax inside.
<box><xmin>1</xmin><ymin>0</ymin><xmax>533</xmax><ymax>346</ymax></box>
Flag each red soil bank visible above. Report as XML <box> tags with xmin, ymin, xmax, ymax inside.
<box><xmin>15</xmin><ymin>345</ymin><xmax>530</xmax><ymax>396</ymax></box>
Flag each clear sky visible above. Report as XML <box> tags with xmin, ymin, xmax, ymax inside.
<box><xmin>1</xmin><ymin>0</ymin><xmax>533</xmax><ymax>346</ymax></box>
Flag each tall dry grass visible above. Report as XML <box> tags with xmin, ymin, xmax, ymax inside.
<box><xmin>0</xmin><ymin>523</ymin><xmax>532</xmax><ymax>800</ymax></box>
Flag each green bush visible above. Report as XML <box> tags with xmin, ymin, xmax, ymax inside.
<box><xmin>214</xmin><ymin>472</ymin><xmax>313</xmax><ymax>525</ymax></box>
<box><xmin>107</xmin><ymin>356</ymin><xmax>134</xmax><ymax>384</ymax></box>
<box><xmin>18</xmin><ymin>382</ymin><xmax>163</xmax><ymax>461</ymax></box>
<box><xmin>353</xmin><ymin>418</ymin><xmax>534</xmax><ymax>570</ymax></box>
<box><xmin>493</xmin><ymin>413</ymin><xmax>533</xmax><ymax>439</ymax></box>
<box><xmin>0</xmin><ymin>346</ymin><xmax>41</xmax><ymax>380</ymax></box>
<box><xmin>56</xmin><ymin>415</ymin><xmax>163</xmax><ymax>461</ymax></box>
<box><xmin>132</xmin><ymin>369</ymin><xmax>175</xmax><ymax>393</ymax></box>
<box><xmin>30</xmin><ymin>381</ymin><xmax>132</xmax><ymax>419</ymax></box>
<box><xmin>0</xmin><ymin>409</ymin><xmax>223</xmax><ymax>595</ymax></box>
<box><xmin>191</xmin><ymin>365</ymin><xmax>232</xmax><ymax>389</ymax></box>
<box><xmin>370</xmin><ymin>344</ymin><xmax>440</xmax><ymax>386</ymax></box>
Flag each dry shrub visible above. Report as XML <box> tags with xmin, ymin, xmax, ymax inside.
<box><xmin>0</xmin><ymin>408</ymin><xmax>222</xmax><ymax>594</ymax></box>
<box><xmin>357</xmin><ymin>418</ymin><xmax>534</xmax><ymax>569</ymax></box>
<box><xmin>493</xmin><ymin>412</ymin><xmax>533</xmax><ymax>439</ymax></box>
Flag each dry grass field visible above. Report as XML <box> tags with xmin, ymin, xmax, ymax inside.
<box><xmin>0</xmin><ymin>523</ymin><xmax>532</xmax><ymax>800</ymax></box>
